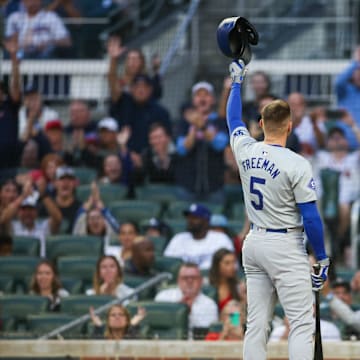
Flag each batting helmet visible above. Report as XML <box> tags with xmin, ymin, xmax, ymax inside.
<box><xmin>216</xmin><ymin>17</ymin><xmax>259</xmax><ymax>64</ymax></box>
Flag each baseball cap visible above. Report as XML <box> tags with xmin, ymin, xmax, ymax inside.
<box><xmin>132</xmin><ymin>74</ymin><xmax>153</xmax><ymax>86</ymax></box>
<box><xmin>183</xmin><ymin>203</ymin><xmax>211</xmax><ymax>221</ymax></box>
<box><xmin>56</xmin><ymin>166</ymin><xmax>75</xmax><ymax>180</ymax></box>
<box><xmin>44</xmin><ymin>119</ymin><xmax>63</xmax><ymax>131</ymax></box>
<box><xmin>210</xmin><ymin>214</ymin><xmax>228</xmax><ymax>228</ymax></box>
<box><xmin>331</xmin><ymin>278</ymin><xmax>351</xmax><ymax>292</ymax></box>
<box><xmin>191</xmin><ymin>81</ymin><xmax>214</xmax><ymax>96</ymax></box>
<box><xmin>98</xmin><ymin>117</ymin><xmax>119</xmax><ymax>132</ymax></box>
<box><xmin>20</xmin><ymin>192</ymin><xmax>39</xmax><ymax>208</ymax></box>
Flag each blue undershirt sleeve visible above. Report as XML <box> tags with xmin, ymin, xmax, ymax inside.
<box><xmin>210</xmin><ymin>132</ymin><xmax>229</xmax><ymax>151</ymax></box>
<box><xmin>226</xmin><ymin>83</ymin><xmax>246</xmax><ymax>136</ymax></box>
<box><xmin>297</xmin><ymin>201</ymin><xmax>327</xmax><ymax>261</ymax></box>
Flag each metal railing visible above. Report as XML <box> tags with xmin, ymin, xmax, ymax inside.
<box><xmin>38</xmin><ymin>272</ymin><xmax>172</xmax><ymax>340</ymax></box>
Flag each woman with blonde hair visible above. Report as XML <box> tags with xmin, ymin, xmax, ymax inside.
<box><xmin>86</xmin><ymin>255</ymin><xmax>134</xmax><ymax>302</ymax></box>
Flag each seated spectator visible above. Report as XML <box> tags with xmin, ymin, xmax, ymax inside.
<box><xmin>4</xmin><ymin>0</ymin><xmax>72</xmax><ymax>59</ymax></box>
<box><xmin>105</xmin><ymin>221</ymin><xmax>139</xmax><ymax>267</ymax></box>
<box><xmin>323</xmin><ymin>278</ymin><xmax>360</xmax><ymax>339</ymax></box>
<box><xmin>313</xmin><ymin>126</ymin><xmax>360</xmax><ymax>265</ymax></box>
<box><xmin>0</xmin><ymin>179</ymin><xmax>20</xmax><ymax>236</ymax></box>
<box><xmin>124</xmin><ymin>236</ymin><xmax>157</xmax><ymax>278</ymax></box>
<box><xmin>133</xmin><ymin>122</ymin><xmax>177</xmax><ymax>185</ymax></box>
<box><xmin>142</xmin><ymin>217</ymin><xmax>172</xmax><ymax>240</ymax></box>
<box><xmin>86</xmin><ymin>255</ymin><xmax>134</xmax><ymax>302</ymax></box>
<box><xmin>0</xmin><ymin>179</ymin><xmax>62</xmax><ymax>257</ymax></box>
<box><xmin>175</xmin><ymin>81</ymin><xmax>228</xmax><ymax>202</ymax></box>
<box><xmin>164</xmin><ymin>204</ymin><xmax>234</xmax><ymax>270</ymax></box>
<box><xmin>107</xmin><ymin>35</ymin><xmax>162</xmax><ymax>99</ymax></box>
<box><xmin>89</xmin><ymin>304</ymin><xmax>146</xmax><ymax>340</ymax></box>
<box><xmin>99</xmin><ymin>154</ymin><xmax>126</xmax><ymax>185</ymax></box>
<box><xmin>72</xmin><ymin>182</ymin><xmax>119</xmax><ymax>247</ymax></box>
<box><xmin>205</xmin><ymin>300</ymin><xmax>244</xmax><ymax>341</ymax></box>
<box><xmin>18</xmin><ymin>83</ymin><xmax>59</xmax><ymax>142</ymax></box>
<box><xmin>208</xmin><ymin>248</ymin><xmax>242</xmax><ymax>312</ymax></box>
<box><xmin>0</xmin><ymin>234</ymin><xmax>13</xmax><ymax>256</ymax></box>
<box><xmin>29</xmin><ymin>259</ymin><xmax>69</xmax><ymax>311</ymax></box>
<box><xmin>155</xmin><ymin>262</ymin><xmax>218</xmax><ymax>338</ymax></box>
<box><xmin>335</xmin><ymin>45</ymin><xmax>360</xmax><ymax>127</ymax></box>
<box><xmin>43</xmin><ymin>119</ymin><xmax>66</xmax><ymax>154</ymax></box>
<box><xmin>287</xmin><ymin>92</ymin><xmax>326</xmax><ymax>158</ymax></box>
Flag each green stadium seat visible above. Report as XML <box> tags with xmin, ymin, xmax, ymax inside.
<box><xmin>57</xmin><ymin>256</ymin><xmax>98</xmax><ymax>289</ymax></box>
<box><xmin>123</xmin><ymin>275</ymin><xmax>156</xmax><ymax>300</ymax></box>
<box><xmin>154</xmin><ymin>256</ymin><xmax>183</xmax><ymax>283</ymax></box>
<box><xmin>0</xmin><ymin>314</ymin><xmax>16</xmax><ymax>332</ymax></box>
<box><xmin>201</xmin><ymin>284</ymin><xmax>217</xmax><ymax>302</ymax></box>
<box><xmin>0</xmin><ymin>295</ymin><xmax>49</xmax><ymax>330</ymax></box>
<box><xmin>46</xmin><ymin>235</ymin><xmax>103</xmax><ymax>262</ymax></box>
<box><xmin>72</xmin><ymin>167</ymin><xmax>97</xmax><ymax>185</ymax></box>
<box><xmin>148</xmin><ymin>235</ymin><xmax>168</xmax><ymax>255</ymax></box>
<box><xmin>0</xmin><ymin>275</ymin><xmax>15</xmax><ymax>294</ymax></box>
<box><xmin>136</xmin><ymin>184</ymin><xmax>181</xmax><ymax>208</ymax></box>
<box><xmin>227</xmin><ymin>219</ymin><xmax>245</xmax><ymax>235</ymax></box>
<box><xmin>76</xmin><ymin>183</ymin><xmax>128</xmax><ymax>204</ymax></box>
<box><xmin>12</xmin><ymin>236</ymin><xmax>40</xmax><ymax>256</ymax></box>
<box><xmin>61</xmin><ymin>295</ymin><xmax>116</xmax><ymax>316</ymax></box>
<box><xmin>230</xmin><ymin>203</ymin><xmax>247</xmax><ymax>221</ymax></box>
<box><xmin>335</xmin><ymin>269</ymin><xmax>356</xmax><ymax>282</ymax></box>
<box><xmin>224</xmin><ymin>184</ymin><xmax>244</xmax><ymax>212</ymax></box>
<box><xmin>165</xmin><ymin>201</ymin><xmax>224</xmax><ymax>219</ymax></box>
<box><xmin>0</xmin><ymin>256</ymin><xmax>40</xmax><ymax>292</ymax></box>
<box><xmin>60</xmin><ymin>277</ymin><xmax>83</xmax><ymax>295</ymax></box>
<box><xmin>164</xmin><ymin>218</ymin><xmax>187</xmax><ymax>235</ymax></box>
<box><xmin>127</xmin><ymin>301</ymin><xmax>189</xmax><ymax>339</ymax></box>
<box><xmin>108</xmin><ymin>200</ymin><xmax>161</xmax><ymax>223</ymax></box>
<box><xmin>26</xmin><ymin>314</ymin><xmax>85</xmax><ymax>338</ymax></box>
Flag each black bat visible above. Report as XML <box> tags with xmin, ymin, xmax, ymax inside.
<box><xmin>313</xmin><ymin>264</ymin><xmax>323</xmax><ymax>360</ymax></box>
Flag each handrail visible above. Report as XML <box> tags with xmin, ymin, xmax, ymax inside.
<box><xmin>38</xmin><ymin>272</ymin><xmax>172</xmax><ymax>340</ymax></box>
<box><xmin>159</xmin><ymin>0</ymin><xmax>201</xmax><ymax>77</ymax></box>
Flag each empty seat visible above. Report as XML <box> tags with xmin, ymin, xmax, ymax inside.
<box><xmin>12</xmin><ymin>236</ymin><xmax>40</xmax><ymax>256</ymax></box>
<box><xmin>123</xmin><ymin>275</ymin><xmax>156</xmax><ymax>300</ymax></box>
<box><xmin>108</xmin><ymin>200</ymin><xmax>161</xmax><ymax>223</ymax></box>
<box><xmin>0</xmin><ymin>275</ymin><xmax>15</xmax><ymax>294</ymax></box>
<box><xmin>148</xmin><ymin>236</ymin><xmax>168</xmax><ymax>255</ymax></box>
<box><xmin>60</xmin><ymin>277</ymin><xmax>83</xmax><ymax>295</ymax></box>
<box><xmin>76</xmin><ymin>183</ymin><xmax>128</xmax><ymax>203</ymax></box>
<box><xmin>136</xmin><ymin>184</ymin><xmax>181</xmax><ymax>207</ymax></box>
<box><xmin>46</xmin><ymin>235</ymin><xmax>103</xmax><ymax>262</ymax></box>
<box><xmin>72</xmin><ymin>167</ymin><xmax>97</xmax><ymax>185</ymax></box>
<box><xmin>154</xmin><ymin>256</ymin><xmax>183</xmax><ymax>283</ymax></box>
<box><xmin>127</xmin><ymin>301</ymin><xmax>189</xmax><ymax>339</ymax></box>
<box><xmin>61</xmin><ymin>295</ymin><xmax>116</xmax><ymax>316</ymax></box>
<box><xmin>164</xmin><ymin>218</ymin><xmax>187</xmax><ymax>235</ymax></box>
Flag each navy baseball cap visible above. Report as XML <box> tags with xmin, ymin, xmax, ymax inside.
<box><xmin>183</xmin><ymin>203</ymin><xmax>211</xmax><ymax>221</ymax></box>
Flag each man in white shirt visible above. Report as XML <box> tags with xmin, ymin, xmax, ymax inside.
<box><xmin>5</xmin><ymin>0</ymin><xmax>71</xmax><ymax>59</ymax></box>
<box><xmin>155</xmin><ymin>262</ymin><xmax>218</xmax><ymax>337</ymax></box>
<box><xmin>164</xmin><ymin>203</ymin><xmax>234</xmax><ymax>270</ymax></box>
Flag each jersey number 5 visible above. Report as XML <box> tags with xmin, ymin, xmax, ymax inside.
<box><xmin>250</xmin><ymin>176</ymin><xmax>266</xmax><ymax>210</ymax></box>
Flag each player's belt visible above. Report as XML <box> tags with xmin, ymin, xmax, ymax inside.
<box><xmin>250</xmin><ymin>224</ymin><xmax>303</xmax><ymax>233</ymax></box>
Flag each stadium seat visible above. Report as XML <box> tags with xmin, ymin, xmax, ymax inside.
<box><xmin>0</xmin><ymin>314</ymin><xmax>16</xmax><ymax>332</ymax></box>
<box><xmin>201</xmin><ymin>284</ymin><xmax>217</xmax><ymax>302</ymax></box>
<box><xmin>165</xmin><ymin>201</ymin><xmax>224</xmax><ymax>219</ymax></box>
<box><xmin>61</xmin><ymin>295</ymin><xmax>116</xmax><ymax>316</ymax></box>
<box><xmin>0</xmin><ymin>256</ymin><xmax>40</xmax><ymax>292</ymax></box>
<box><xmin>230</xmin><ymin>203</ymin><xmax>246</xmax><ymax>221</ymax></box>
<box><xmin>76</xmin><ymin>183</ymin><xmax>128</xmax><ymax>204</ymax></box>
<box><xmin>0</xmin><ymin>295</ymin><xmax>49</xmax><ymax>330</ymax></box>
<box><xmin>57</xmin><ymin>256</ymin><xmax>98</xmax><ymax>291</ymax></box>
<box><xmin>123</xmin><ymin>275</ymin><xmax>157</xmax><ymax>300</ymax></box>
<box><xmin>26</xmin><ymin>314</ymin><xmax>85</xmax><ymax>339</ymax></box>
<box><xmin>136</xmin><ymin>184</ymin><xmax>181</xmax><ymax>208</ymax></box>
<box><xmin>12</xmin><ymin>236</ymin><xmax>40</xmax><ymax>256</ymax></box>
<box><xmin>227</xmin><ymin>219</ymin><xmax>245</xmax><ymax>235</ymax></box>
<box><xmin>46</xmin><ymin>235</ymin><xmax>103</xmax><ymax>262</ymax></box>
<box><xmin>148</xmin><ymin>235</ymin><xmax>168</xmax><ymax>255</ymax></box>
<box><xmin>224</xmin><ymin>184</ymin><xmax>244</xmax><ymax>211</ymax></box>
<box><xmin>154</xmin><ymin>256</ymin><xmax>183</xmax><ymax>283</ymax></box>
<box><xmin>108</xmin><ymin>200</ymin><xmax>161</xmax><ymax>223</ymax></box>
<box><xmin>164</xmin><ymin>218</ymin><xmax>187</xmax><ymax>235</ymax></box>
<box><xmin>0</xmin><ymin>275</ymin><xmax>15</xmax><ymax>294</ymax></box>
<box><xmin>72</xmin><ymin>167</ymin><xmax>97</xmax><ymax>185</ymax></box>
<box><xmin>60</xmin><ymin>277</ymin><xmax>83</xmax><ymax>295</ymax></box>
<box><xmin>127</xmin><ymin>301</ymin><xmax>189</xmax><ymax>339</ymax></box>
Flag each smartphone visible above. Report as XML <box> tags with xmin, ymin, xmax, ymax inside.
<box><xmin>229</xmin><ymin>311</ymin><xmax>240</xmax><ymax>326</ymax></box>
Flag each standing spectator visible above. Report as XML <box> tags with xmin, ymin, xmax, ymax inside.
<box><xmin>164</xmin><ymin>204</ymin><xmax>234</xmax><ymax>270</ymax></box>
<box><xmin>0</xmin><ymin>179</ymin><xmax>20</xmax><ymax>236</ymax></box>
<box><xmin>155</xmin><ymin>262</ymin><xmax>218</xmax><ymax>337</ymax></box>
<box><xmin>287</xmin><ymin>92</ymin><xmax>326</xmax><ymax>158</ymax></box>
<box><xmin>0</xmin><ymin>38</ymin><xmax>22</xmax><ymax>173</ymax></box>
<box><xmin>123</xmin><ymin>236</ymin><xmax>157</xmax><ymax>278</ymax></box>
<box><xmin>29</xmin><ymin>259</ymin><xmax>69</xmax><ymax>311</ymax></box>
<box><xmin>86</xmin><ymin>255</ymin><xmax>135</xmax><ymax>303</ymax></box>
<box><xmin>335</xmin><ymin>45</ymin><xmax>360</xmax><ymax>127</ymax></box>
<box><xmin>208</xmin><ymin>248</ymin><xmax>242</xmax><ymax>312</ymax></box>
<box><xmin>4</xmin><ymin>0</ymin><xmax>72</xmax><ymax>59</ymax></box>
<box><xmin>72</xmin><ymin>182</ymin><xmax>119</xmax><ymax>246</ymax></box>
<box><xmin>0</xmin><ymin>180</ymin><xmax>62</xmax><ymax>257</ymax></box>
<box><xmin>175</xmin><ymin>82</ymin><xmax>228</xmax><ymax>202</ymax></box>
<box><xmin>105</xmin><ymin>221</ymin><xmax>139</xmax><ymax>267</ymax></box>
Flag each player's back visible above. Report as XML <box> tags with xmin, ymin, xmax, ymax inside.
<box><xmin>231</xmin><ymin>129</ymin><xmax>317</xmax><ymax>229</ymax></box>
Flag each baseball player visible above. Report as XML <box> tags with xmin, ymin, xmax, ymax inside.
<box><xmin>226</xmin><ymin>60</ymin><xmax>330</xmax><ymax>360</ymax></box>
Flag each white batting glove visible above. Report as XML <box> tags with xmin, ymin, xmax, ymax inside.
<box><xmin>311</xmin><ymin>257</ymin><xmax>330</xmax><ymax>292</ymax></box>
<box><xmin>229</xmin><ymin>60</ymin><xmax>247</xmax><ymax>84</ymax></box>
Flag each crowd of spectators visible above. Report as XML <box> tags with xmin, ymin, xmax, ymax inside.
<box><xmin>0</xmin><ymin>2</ymin><xmax>360</xmax><ymax>342</ymax></box>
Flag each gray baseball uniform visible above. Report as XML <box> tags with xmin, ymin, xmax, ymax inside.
<box><xmin>231</xmin><ymin>126</ymin><xmax>316</xmax><ymax>360</ymax></box>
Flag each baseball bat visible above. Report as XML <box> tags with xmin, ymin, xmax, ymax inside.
<box><xmin>313</xmin><ymin>264</ymin><xmax>323</xmax><ymax>360</ymax></box>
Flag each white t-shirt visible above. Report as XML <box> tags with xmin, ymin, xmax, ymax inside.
<box><xmin>155</xmin><ymin>287</ymin><xmax>219</xmax><ymax>330</ymax></box>
<box><xmin>164</xmin><ymin>230</ymin><xmax>234</xmax><ymax>270</ymax></box>
<box><xmin>86</xmin><ymin>283</ymin><xmax>135</xmax><ymax>305</ymax></box>
<box><xmin>12</xmin><ymin>219</ymin><xmax>50</xmax><ymax>257</ymax></box>
<box><xmin>5</xmin><ymin>10</ymin><xmax>69</xmax><ymax>48</ymax></box>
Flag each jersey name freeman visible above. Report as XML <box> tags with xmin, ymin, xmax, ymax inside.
<box><xmin>241</xmin><ymin>157</ymin><xmax>281</xmax><ymax>179</ymax></box>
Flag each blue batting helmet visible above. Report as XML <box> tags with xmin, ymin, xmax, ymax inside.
<box><xmin>216</xmin><ymin>16</ymin><xmax>259</xmax><ymax>64</ymax></box>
